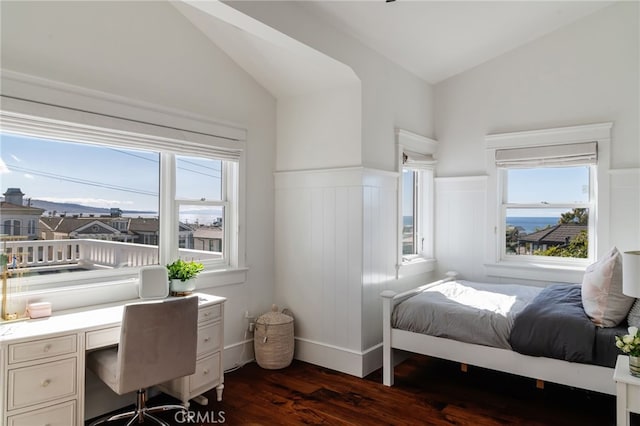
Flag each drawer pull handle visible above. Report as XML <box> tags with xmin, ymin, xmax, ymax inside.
<box><xmin>43</xmin><ymin>344</ymin><xmax>51</xmax><ymax>352</ymax></box>
<box><xmin>41</xmin><ymin>379</ymin><xmax>51</xmax><ymax>387</ymax></box>
<box><xmin>203</xmin><ymin>369</ymin><xmax>209</xmax><ymax>375</ymax></box>
<box><xmin>204</xmin><ymin>337</ymin><xmax>210</xmax><ymax>342</ymax></box>
<box><xmin>204</xmin><ymin>312</ymin><xmax>211</xmax><ymax>317</ymax></box>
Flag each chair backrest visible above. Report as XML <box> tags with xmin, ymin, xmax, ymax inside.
<box><xmin>116</xmin><ymin>296</ymin><xmax>198</xmax><ymax>394</ymax></box>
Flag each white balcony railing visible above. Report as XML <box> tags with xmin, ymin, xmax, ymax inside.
<box><xmin>2</xmin><ymin>239</ymin><xmax>221</xmax><ymax>272</ymax></box>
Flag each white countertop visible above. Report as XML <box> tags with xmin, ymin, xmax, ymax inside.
<box><xmin>0</xmin><ymin>293</ymin><xmax>225</xmax><ymax>343</ymax></box>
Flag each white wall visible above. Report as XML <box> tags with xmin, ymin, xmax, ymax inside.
<box><xmin>277</xmin><ymin>83</ymin><xmax>362</xmax><ymax>171</ymax></box>
<box><xmin>231</xmin><ymin>1</ymin><xmax>436</xmax><ymax>376</ymax></box>
<box><xmin>1</xmin><ymin>0</ymin><xmax>277</xmax><ymax>417</ymax></box>
<box><xmin>434</xmin><ymin>2</ymin><xmax>640</xmax><ymax>282</ymax></box>
<box><xmin>228</xmin><ymin>1</ymin><xmax>436</xmax><ymax>172</ymax></box>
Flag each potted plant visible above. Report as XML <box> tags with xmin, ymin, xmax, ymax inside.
<box><xmin>166</xmin><ymin>259</ymin><xmax>204</xmax><ymax>296</ymax></box>
<box><xmin>616</xmin><ymin>326</ymin><xmax>640</xmax><ymax>377</ymax></box>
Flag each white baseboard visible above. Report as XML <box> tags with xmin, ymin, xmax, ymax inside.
<box><xmin>294</xmin><ymin>338</ymin><xmax>386</xmax><ymax>378</ymax></box>
<box><xmin>225</xmin><ymin>337</ymin><xmax>405</xmax><ymax>380</ymax></box>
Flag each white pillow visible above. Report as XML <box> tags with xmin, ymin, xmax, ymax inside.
<box><xmin>582</xmin><ymin>247</ymin><xmax>635</xmax><ymax>327</ymax></box>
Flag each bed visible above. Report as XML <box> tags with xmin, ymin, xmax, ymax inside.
<box><xmin>381</xmin><ymin>272</ymin><xmax>627</xmax><ymax>395</ymax></box>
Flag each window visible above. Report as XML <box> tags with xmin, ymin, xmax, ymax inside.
<box><xmin>396</xmin><ymin>129</ymin><xmax>436</xmax><ymax>275</ymax></box>
<box><xmin>401</xmin><ymin>167</ymin><xmax>435</xmax><ymax>259</ymax></box>
<box><xmin>27</xmin><ymin>219</ymin><xmax>36</xmax><ymax>235</ymax></box>
<box><xmin>3</xmin><ymin>220</ymin><xmax>20</xmax><ymax>236</ymax></box>
<box><xmin>0</xmin><ymin>100</ymin><xmax>245</xmax><ymax>292</ymax></box>
<box><xmin>485</xmin><ymin>123</ymin><xmax>612</xmax><ymax>280</ymax></box>
<box><xmin>502</xmin><ymin>166</ymin><xmax>593</xmax><ymax>259</ymax></box>
<box><xmin>175</xmin><ymin>155</ymin><xmax>234</xmax><ymax>265</ymax></box>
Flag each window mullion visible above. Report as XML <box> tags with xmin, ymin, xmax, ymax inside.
<box><xmin>159</xmin><ymin>153</ymin><xmax>176</xmax><ymax>265</ymax></box>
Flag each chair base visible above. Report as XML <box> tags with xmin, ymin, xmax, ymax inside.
<box><xmin>89</xmin><ymin>389</ymin><xmax>187</xmax><ymax>426</ymax></box>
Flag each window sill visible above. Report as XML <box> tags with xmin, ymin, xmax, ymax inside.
<box><xmin>196</xmin><ymin>267</ymin><xmax>248</xmax><ymax>289</ymax></box>
<box><xmin>484</xmin><ymin>261</ymin><xmax>586</xmax><ymax>284</ymax></box>
<box><xmin>3</xmin><ymin>267</ymin><xmax>248</xmax><ymax>316</ymax></box>
<box><xmin>399</xmin><ymin>257</ymin><xmax>436</xmax><ymax>278</ymax></box>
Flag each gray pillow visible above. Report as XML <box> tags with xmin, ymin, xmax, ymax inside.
<box><xmin>628</xmin><ymin>299</ymin><xmax>640</xmax><ymax>327</ymax></box>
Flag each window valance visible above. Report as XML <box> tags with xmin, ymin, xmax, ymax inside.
<box><xmin>495</xmin><ymin>141</ymin><xmax>597</xmax><ymax>168</ymax></box>
<box><xmin>0</xmin><ymin>96</ymin><xmax>244</xmax><ymax>161</ymax></box>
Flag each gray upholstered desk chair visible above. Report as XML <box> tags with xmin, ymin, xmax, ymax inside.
<box><xmin>87</xmin><ymin>296</ymin><xmax>199</xmax><ymax>426</ymax></box>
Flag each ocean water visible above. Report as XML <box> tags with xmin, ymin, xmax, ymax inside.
<box><xmin>507</xmin><ymin>217</ymin><xmax>558</xmax><ymax>234</ymax></box>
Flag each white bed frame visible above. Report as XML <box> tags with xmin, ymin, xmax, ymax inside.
<box><xmin>381</xmin><ymin>273</ymin><xmax>616</xmax><ymax>395</ymax></box>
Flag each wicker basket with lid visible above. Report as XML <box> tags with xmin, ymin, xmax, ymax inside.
<box><xmin>254</xmin><ymin>305</ymin><xmax>294</xmax><ymax>369</ymax></box>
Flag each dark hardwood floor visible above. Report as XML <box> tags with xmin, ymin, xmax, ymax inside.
<box><xmin>88</xmin><ymin>355</ymin><xmax>637</xmax><ymax>425</ymax></box>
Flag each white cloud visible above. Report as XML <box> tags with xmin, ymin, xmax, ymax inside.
<box><xmin>0</xmin><ymin>158</ymin><xmax>9</xmax><ymax>174</ymax></box>
<box><xmin>23</xmin><ymin>174</ymin><xmax>35</xmax><ymax>180</ymax></box>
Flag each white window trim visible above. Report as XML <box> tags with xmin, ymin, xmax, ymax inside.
<box><xmin>484</xmin><ymin>122</ymin><xmax>612</xmax><ymax>282</ymax></box>
<box><xmin>0</xmin><ymin>73</ymin><xmax>248</xmax><ymax>306</ymax></box>
<box><xmin>395</xmin><ymin>129</ymin><xmax>437</xmax><ymax>278</ymax></box>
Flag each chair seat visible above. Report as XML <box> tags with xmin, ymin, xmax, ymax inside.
<box><xmin>87</xmin><ymin>348</ymin><xmax>121</xmax><ymax>394</ymax></box>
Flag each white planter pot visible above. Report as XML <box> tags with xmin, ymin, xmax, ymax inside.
<box><xmin>169</xmin><ymin>279</ymin><xmax>196</xmax><ymax>296</ymax></box>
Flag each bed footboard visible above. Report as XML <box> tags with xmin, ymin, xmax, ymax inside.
<box><xmin>381</xmin><ymin>289</ymin><xmax>396</xmax><ymax>386</ymax></box>
<box><xmin>381</xmin><ymin>272</ymin><xmax>458</xmax><ymax>386</ymax></box>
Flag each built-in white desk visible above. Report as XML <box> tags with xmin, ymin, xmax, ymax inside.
<box><xmin>0</xmin><ymin>293</ymin><xmax>225</xmax><ymax>426</ymax></box>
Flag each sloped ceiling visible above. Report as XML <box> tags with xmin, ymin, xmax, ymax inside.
<box><xmin>302</xmin><ymin>1</ymin><xmax>615</xmax><ymax>84</ymax></box>
<box><xmin>172</xmin><ymin>1</ymin><xmax>359</xmax><ymax>98</ymax></box>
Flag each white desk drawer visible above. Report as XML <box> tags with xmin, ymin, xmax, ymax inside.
<box><xmin>197</xmin><ymin>322</ymin><xmax>221</xmax><ymax>356</ymax></box>
<box><xmin>8</xmin><ymin>334</ymin><xmax>77</xmax><ymax>364</ymax></box>
<box><xmin>189</xmin><ymin>352</ymin><xmax>221</xmax><ymax>394</ymax></box>
<box><xmin>86</xmin><ymin>326</ymin><xmax>120</xmax><ymax>350</ymax></box>
<box><xmin>198</xmin><ymin>304</ymin><xmax>221</xmax><ymax>323</ymax></box>
<box><xmin>8</xmin><ymin>357</ymin><xmax>77</xmax><ymax>410</ymax></box>
<box><xmin>8</xmin><ymin>399</ymin><xmax>76</xmax><ymax>426</ymax></box>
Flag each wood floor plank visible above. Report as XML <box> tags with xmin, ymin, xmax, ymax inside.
<box><xmin>205</xmin><ymin>356</ymin><xmax>622</xmax><ymax>426</ymax></box>
<box><xmin>87</xmin><ymin>355</ymin><xmax>636</xmax><ymax>425</ymax></box>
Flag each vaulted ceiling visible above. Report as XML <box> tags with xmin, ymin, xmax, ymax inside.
<box><xmin>174</xmin><ymin>1</ymin><xmax>615</xmax><ymax>97</ymax></box>
<box><xmin>301</xmin><ymin>1</ymin><xmax>615</xmax><ymax>84</ymax></box>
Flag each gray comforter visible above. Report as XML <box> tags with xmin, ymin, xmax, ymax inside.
<box><xmin>391</xmin><ymin>280</ymin><xmax>542</xmax><ymax>349</ymax></box>
<box><xmin>509</xmin><ymin>284</ymin><xmax>626</xmax><ymax>367</ymax></box>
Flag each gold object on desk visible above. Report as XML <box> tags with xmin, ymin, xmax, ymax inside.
<box><xmin>1</xmin><ymin>235</ymin><xmax>29</xmax><ymax>322</ymax></box>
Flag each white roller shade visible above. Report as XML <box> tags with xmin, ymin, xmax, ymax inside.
<box><xmin>495</xmin><ymin>142</ymin><xmax>597</xmax><ymax>168</ymax></box>
<box><xmin>403</xmin><ymin>149</ymin><xmax>436</xmax><ymax>169</ymax></box>
<box><xmin>0</xmin><ymin>96</ymin><xmax>244</xmax><ymax>161</ymax></box>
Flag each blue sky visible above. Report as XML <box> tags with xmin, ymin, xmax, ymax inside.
<box><xmin>402</xmin><ymin>166</ymin><xmax>589</xmax><ymax>219</ymax></box>
<box><xmin>0</xmin><ymin>133</ymin><xmax>221</xmax><ymax>213</ymax></box>
<box><xmin>506</xmin><ymin>166</ymin><xmax>589</xmax><ymax>217</ymax></box>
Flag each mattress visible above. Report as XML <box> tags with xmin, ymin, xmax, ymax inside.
<box><xmin>391</xmin><ymin>280</ymin><xmax>542</xmax><ymax>349</ymax></box>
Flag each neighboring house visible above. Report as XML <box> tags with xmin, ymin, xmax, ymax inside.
<box><xmin>193</xmin><ymin>226</ymin><xmax>223</xmax><ymax>253</ymax></box>
<box><xmin>39</xmin><ymin>215</ymin><xmax>195</xmax><ymax>248</ymax></box>
<box><xmin>40</xmin><ymin>216</ymin><xmax>134</xmax><ymax>242</ymax></box>
<box><xmin>0</xmin><ymin>188</ymin><xmax>45</xmax><ymax>240</ymax></box>
<box><xmin>517</xmin><ymin>224</ymin><xmax>587</xmax><ymax>254</ymax></box>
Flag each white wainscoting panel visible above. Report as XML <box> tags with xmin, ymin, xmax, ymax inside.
<box><xmin>362</xmin><ymin>171</ymin><xmax>399</xmax><ymax>351</ymax></box>
<box><xmin>274</xmin><ymin>167</ymin><xmax>398</xmax><ymax>376</ymax></box>
<box><xmin>435</xmin><ymin>176</ymin><xmax>488</xmax><ymax>281</ymax></box>
<box><xmin>275</xmin><ymin>168</ymin><xmax>364</xmax><ymax>357</ymax></box>
<box><xmin>609</xmin><ymin>168</ymin><xmax>640</xmax><ymax>251</ymax></box>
